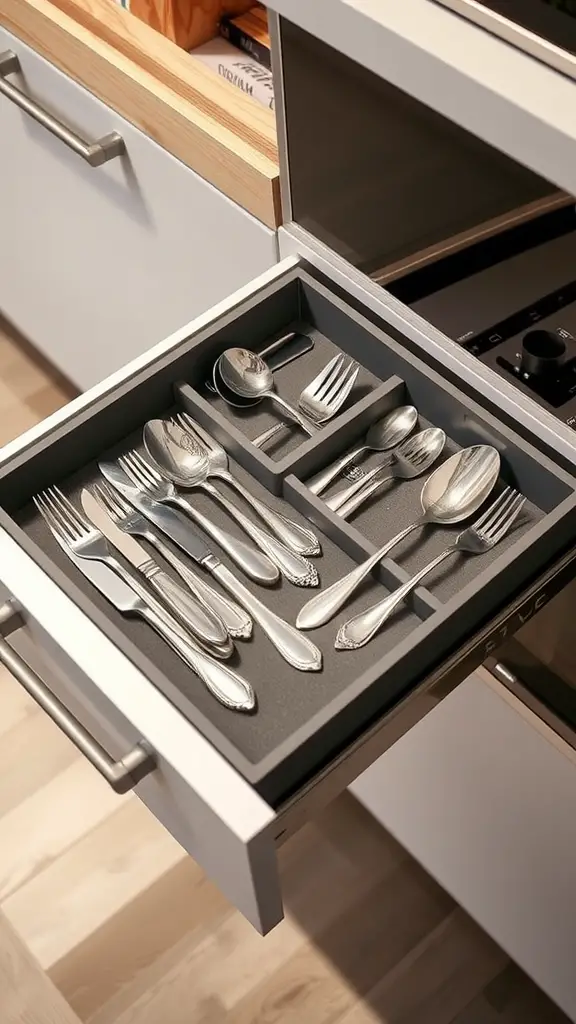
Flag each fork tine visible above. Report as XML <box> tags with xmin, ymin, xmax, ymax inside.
<box><xmin>40</xmin><ymin>490</ymin><xmax>80</xmax><ymax>543</ymax></box>
<box><xmin>131</xmin><ymin>450</ymin><xmax>162</xmax><ymax>483</ymax></box>
<box><xmin>34</xmin><ymin>494</ymin><xmax>74</xmax><ymax>546</ymax></box>
<box><xmin>491</xmin><ymin>495</ymin><xmax>526</xmax><ymax>544</ymax></box>
<box><xmin>118</xmin><ymin>453</ymin><xmax>146</xmax><ymax>490</ymax></box>
<box><xmin>179</xmin><ymin>413</ymin><xmax>217</xmax><ymax>453</ymax></box>
<box><xmin>323</xmin><ymin>362</ymin><xmax>359</xmax><ymax>408</ymax></box>
<box><xmin>321</xmin><ymin>360</ymin><xmax>357</xmax><ymax>405</ymax></box>
<box><xmin>99</xmin><ymin>480</ymin><xmax>132</xmax><ymax>516</ymax></box>
<box><xmin>314</xmin><ymin>355</ymin><xmax>346</xmax><ymax>400</ymax></box>
<box><xmin>472</xmin><ymin>486</ymin><xmax>512</xmax><ymax>531</ymax></box>
<box><xmin>122</xmin><ymin>452</ymin><xmax>154</xmax><ymax>490</ymax></box>
<box><xmin>48</xmin><ymin>486</ymin><xmax>89</xmax><ymax>538</ymax></box>
<box><xmin>93</xmin><ymin>483</ymin><xmax>121</xmax><ymax>521</ymax></box>
<box><xmin>482</xmin><ymin>491</ymin><xmax>518</xmax><ymax>536</ymax></box>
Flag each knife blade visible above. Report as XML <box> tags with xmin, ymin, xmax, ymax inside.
<box><xmin>81</xmin><ymin>488</ymin><xmax>230</xmax><ymax>652</ymax></box>
<box><xmin>40</xmin><ymin>508</ymin><xmax>256</xmax><ymax>711</ymax></box>
<box><xmin>99</xmin><ymin>459</ymin><xmax>215</xmax><ymax>565</ymax></box>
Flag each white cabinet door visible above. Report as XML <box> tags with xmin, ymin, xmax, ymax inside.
<box><xmin>350</xmin><ymin>669</ymin><xmax>576</xmax><ymax>1020</ymax></box>
<box><xmin>0</xmin><ymin>27</ymin><xmax>277</xmax><ymax>389</ymax></box>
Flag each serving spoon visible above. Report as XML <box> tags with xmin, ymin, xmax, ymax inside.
<box><xmin>306</xmin><ymin>405</ymin><xmax>418</xmax><ymax>495</ymax></box>
<box><xmin>296</xmin><ymin>444</ymin><xmax>501</xmax><ymax>630</ymax></box>
<box><xmin>217</xmin><ymin>348</ymin><xmax>317</xmax><ymax>435</ymax></box>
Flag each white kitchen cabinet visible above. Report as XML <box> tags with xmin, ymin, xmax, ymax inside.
<box><xmin>0</xmin><ymin>26</ymin><xmax>277</xmax><ymax>389</ymax></box>
<box><xmin>350</xmin><ymin>670</ymin><xmax>576</xmax><ymax>1020</ymax></box>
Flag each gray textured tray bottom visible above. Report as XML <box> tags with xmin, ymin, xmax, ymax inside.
<box><xmin>17</xmin><ymin>432</ymin><xmax>431</xmax><ymax>768</ymax></box>
<box><xmin>201</xmin><ymin>319</ymin><xmax>381</xmax><ymax>461</ymax></box>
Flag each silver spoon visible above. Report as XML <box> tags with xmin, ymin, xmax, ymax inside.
<box><xmin>144</xmin><ymin>420</ymin><xmax>319</xmax><ymax>588</ymax></box>
<box><xmin>306</xmin><ymin>405</ymin><xmax>418</xmax><ymax>495</ymax></box>
<box><xmin>296</xmin><ymin>444</ymin><xmax>500</xmax><ymax>630</ymax></box>
<box><xmin>218</xmin><ymin>348</ymin><xmax>317</xmax><ymax>435</ymax></box>
<box><xmin>326</xmin><ymin>427</ymin><xmax>446</xmax><ymax>516</ymax></box>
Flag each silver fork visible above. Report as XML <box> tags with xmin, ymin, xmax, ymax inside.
<box><xmin>252</xmin><ymin>354</ymin><xmax>359</xmax><ymax>448</ymax></box>
<box><xmin>174</xmin><ymin>412</ymin><xmax>321</xmax><ymax>556</ymax></box>
<box><xmin>113</xmin><ymin>457</ymin><xmax>323</xmax><ymax>671</ymax></box>
<box><xmin>34</xmin><ymin>487</ymin><xmax>256</xmax><ymax>711</ymax></box>
<box><xmin>119</xmin><ymin>452</ymin><xmax>279</xmax><ymax>586</ymax></box>
<box><xmin>336</xmin><ymin>487</ymin><xmax>526</xmax><ymax>650</ymax></box>
<box><xmin>93</xmin><ymin>480</ymin><xmax>253</xmax><ymax>639</ymax></box>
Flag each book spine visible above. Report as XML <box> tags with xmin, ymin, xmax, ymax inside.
<box><xmin>220</xmin><ymin>17</ymin><xmax>272</xmax><ymax>69</ymax></box>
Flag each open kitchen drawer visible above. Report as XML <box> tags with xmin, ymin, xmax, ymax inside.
<box><xmin>1</xmin><ymin>256</ymin><xmax>576</xmax><ymax>934</ymax></box>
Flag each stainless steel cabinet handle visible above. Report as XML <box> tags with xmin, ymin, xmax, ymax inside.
<box><xmin>0</xmin><ymin>51</ymin><xmax>125</xmax><ymax>167</ymax></box>
<box><xmin>0</xmin><ymin>599</ymin><xmax>155</xmax><ymax>793</ymax></box>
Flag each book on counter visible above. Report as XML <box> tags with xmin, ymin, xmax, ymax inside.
<box><xmin>220</xmin><ymin>3</ymin><xmax>271</xmax><ymax>69</ymax></box>
<box><xmin>189</xmin><ymin>37</ymin><xmax>274</xmax><ymax>110</ymax></box>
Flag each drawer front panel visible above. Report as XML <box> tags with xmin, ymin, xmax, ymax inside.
<box><xmin>0</xmin><ymin>26</ymin><xmax>276</xmax><ymax>389</ymax></box>
<box><xmin>0</xmin><ymin>527</ymin><xmax>281</xmax><ymax>933</ymax></box>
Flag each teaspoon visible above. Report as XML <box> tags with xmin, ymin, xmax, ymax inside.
<box><xmin>307</xmin><ymin>405</ymin><xmax>418</xmax><ymax>495</ymax></box>
<box><xmin>296</xmin><ymin>444</ymin><xmax>500</xmax><ymax>630</ymax></box>
<box><xmin>218</xmin><ymin>348</ymin><xmax>317</xmax><ymax>435</ymax></box>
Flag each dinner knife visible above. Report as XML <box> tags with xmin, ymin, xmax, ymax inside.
<box><xmin>42</xmin><ymin>515</ymin><xmax>256</xmax><ymax>712</ymax></box>
<box><xmin>80</xmin><ymin>487</ymin><xmax>230</xmax><ymax>653</ymax></box>
<box><xmin>99</xmin><ymin>459</ymin><xmax>323</xmax><ymax>671</ymax></box>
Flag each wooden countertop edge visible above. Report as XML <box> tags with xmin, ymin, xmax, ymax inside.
<box><xmin>0</xmin><ymin>0</ymin><xmax>281</xmax><ymax>227</ymax></box>
<box><xmin>49</xmin><ymin>0</ymin><xmax>278</xmax><ymax>164</ymax></box>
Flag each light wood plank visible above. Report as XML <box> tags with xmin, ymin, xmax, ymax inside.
<box><xmin>51</xmin><ymin>0</ymin><xmax>276</xmax><ymax>160</ymax></box>
<box><xmin>0</xmin><ymin>910</ymin><xmax>81</xmax><ymax>1024</ymax></box>
<box><xmin>0</xmin><ymin>0</ymin><xmax>281</xmax><ymax>226</ymax></box>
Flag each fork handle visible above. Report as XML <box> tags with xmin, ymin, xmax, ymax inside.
<box><xmin>214</xmin><ymin>470</ymin><xmax>321</xmax><ymax>556</ymax></box>
<box><xmin>140</xmin><ymin>604</ymin><xmax>255</xmax><ymax>711</ymax></box>
<box><xmin>336</xmin><ymin>546</ymin><xmax>455</xmax><ymax>650</ymax></box>
<box><xmin>326</xmin><ymin>460</ymin><xmax>394</xmax><ymax>512</ymax></box>
<box><xmin>146</xmin><ymin>534</ymin><xmax>252</xmax><ymax>639</ymax></box>
<box><xmin>145</xmin><ymin>566</ymin><xmax>229</xmax><ymax>649</ymax></box>
<box><xmin>307</xmin><ymin>445</ymin><xmax>368</xmax><ymax>496</ymax></box>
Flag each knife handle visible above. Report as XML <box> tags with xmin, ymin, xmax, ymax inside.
<box><xmin>140</xmin><ymin>603</ymin><xmax>256</xmax><ymax>712</ymax></box>
<box><xmin>144</xmin><ymin>564</ymin><xmax>229</xmax><ymax>649</ymax></box>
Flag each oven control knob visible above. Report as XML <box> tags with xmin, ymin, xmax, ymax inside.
<box><xmin>520</xmin><ymin>330</ymin><xmax>566</xmax><ymax>377</ymax></box>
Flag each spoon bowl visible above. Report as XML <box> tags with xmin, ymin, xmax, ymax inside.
<box><xmin>365</xmin><ymin>406</ymin><xmax>418</xmax><ymax>450</ymax></box>
<box><xmin>307</xmin><ymin>404</ymin><xmax>418</xmax><ymax>495</ymax></box>
<box><xmin>419</xmin><ymin>444</ymin><xmax>501</xmax><ymax>524</ymax></box>
<box><xmin>297</xmin><ymin>443</ymin><xmax>501</xmax><ymax>629</ymax></box>
<box><xmin>217</xmin><ymin>347</ymin><xmax>316</xmax><ymax>435</ymax></box>
<box><xmin>213</xmin><ymin>359</ymin><xmax>261</xmax><ymax>408</ymax></box>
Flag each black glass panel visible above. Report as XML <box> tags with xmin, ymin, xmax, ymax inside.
<box><xmin>455</xmin><ymin>1</ymin><xmax>576</xmax><ymax>54</ymax></box>
<box><xmin>280</xmin><ymin>18</ymin><xmax>560</xmax><ymax>281</ymax></box>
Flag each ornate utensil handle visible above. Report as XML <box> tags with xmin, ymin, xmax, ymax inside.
<box><xmin>215</xmin><ymin>470</ymin><xmax>321</xmax><ymax>556</ymax></box>
<box><xmin>144</xmin><ymin>563</ymin><xmax>229</xmax><ymax>648</ymax></box>
<box><xmin>149</xmin><ymin>533</ymin><xmax>252</xmax><ymax>638</ymax></box>
<box><xmin>266</xmin><ymin>393</ymin><xmax>316</xmax><ymax>436</ymax></box>
<box><xmin>207</xmin><ymin>559</ymin><xmax>322</xmax><ymax>672</ymax></box>
<box><xmin>141</xmin><ymin>604</ymin><xmax>256</xmax><ymax>711</ymax></box>
<box><xmin>306</xmin><ymin>444</ymin><xmax>368</xmax><ymax>496</ymax></box>
<box><xmin>201</xmin><ymin>482</ymin><xmax>318</xmax><ymax>587</ymax></box>
<box><xmin>326</xmin><ymin>460</ymin><xmax>394</xmax><ymax>512</ymax></box>
<box><xmin>296</xmin><ymin>521</ymin><xmax>421</xmax><ymax>629</ymax></box>
<box><xmin>336</xmin><ymin>547</ymin><xmax>455</xmax><ymax>649</ymax></box>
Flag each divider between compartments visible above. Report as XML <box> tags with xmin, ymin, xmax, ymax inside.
<box><xmin>286</xmin><ymin>377</ymin><xmax>406</xmax><ymax>483</ymax></box>
<box><xmin>284</xmin><ymin>475</ymin><xmax>441</xmax><ymax>622</ymax></box>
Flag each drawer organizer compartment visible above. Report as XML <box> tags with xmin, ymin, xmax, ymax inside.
<box><xmin>1</xmin><ymin>265</ymin><xmax>576</xmax><ymax>807</ymax></box>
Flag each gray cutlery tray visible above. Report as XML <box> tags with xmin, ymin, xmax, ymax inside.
<box><xmin>1</xmin><ymin>265</ymin><xmax>576</xmax><ymax>807</ymax></box>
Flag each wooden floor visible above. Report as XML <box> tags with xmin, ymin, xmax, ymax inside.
<box><xmin>0</xmin><ymin>316</ymin><xmax>569</xmax><ymax>1024</ymax></box>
